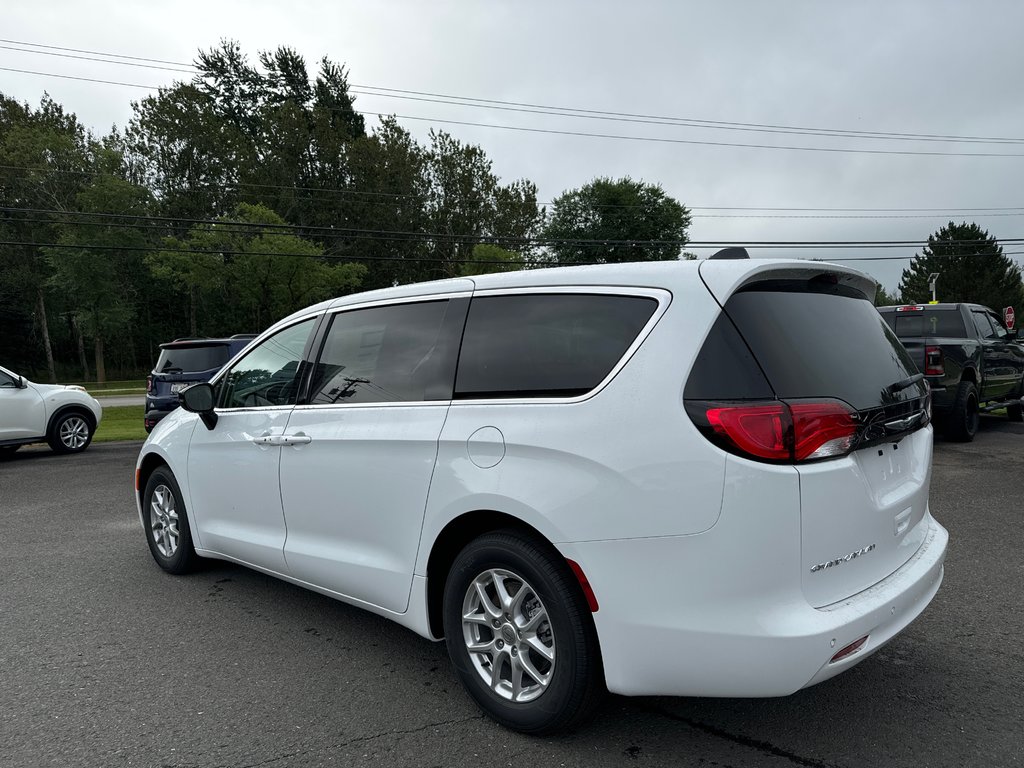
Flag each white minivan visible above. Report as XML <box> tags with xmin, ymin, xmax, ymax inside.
<box><xmin>135</xmin><ymin>256</ymin><xmax>947</xmax><ymax>733</ymax></box>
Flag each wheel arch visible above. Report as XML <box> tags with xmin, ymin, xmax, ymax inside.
<box><xmin>137</xmin><ymin>451</ymin><xmax>170</xmax><ymax>509</ymax></box>
<box><xmin>961</xmin><ymin>365</ymin><xmax>979</xmax><ymax>385</ymax></box>
<box><xmin>45</xmin><ymin>403</ymin><xmax>97</xmax><ymax>438</ymax></box>
<box><xmin>425</xmin><ymin>510</ymin><xmax>588</xmax><ymax>641</ymax></box>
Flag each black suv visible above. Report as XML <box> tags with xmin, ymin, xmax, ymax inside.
<box><xmin>878</xmin><ymin>303</ymin><xmax>1024</xmax><ymax>440</ymax></box>
<box><xmin>145</xmin><ymin>336</ymin><xmax>256</xmax><ymax>432</ymax></box>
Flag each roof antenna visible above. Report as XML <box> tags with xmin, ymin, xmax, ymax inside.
<box><xmin>708</xmin><ymin>247</ymin><xmax>749</xmax><ymax>260</ymax></box>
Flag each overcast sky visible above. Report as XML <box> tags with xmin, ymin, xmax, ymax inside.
<box><xmin>4</xmin><ymin>0</ymin><xmax>1024</xmax><ymax>292</ymax></box>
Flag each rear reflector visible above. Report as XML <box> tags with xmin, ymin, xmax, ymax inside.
<box><xmin>925</xmin><ymin>346</ymin><xmax>944</xmax><ymax>376</ymax></box>
<box><xmin>566</xmin><ymin>559</ymin><xmax>600</xmax><ymax>612</ymax></box>
<box><xmin>896</xmin><ymin>305</ymin><xmax>924</xmax><ymax>312</ymax></box>
<box><xmin>703</xmin><ymin>400</ymin><xmax>858</xmax><ymax>463</ymax></box>
<box><xmin>830</xmin><ymin>635</ymin><xmax>869</xmax><ymax>663</ymax></box>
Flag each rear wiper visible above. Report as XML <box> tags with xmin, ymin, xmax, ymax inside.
<box><xmin>160</xmin><ymin>366</ymin><xmax>184</xmax><ymax>374</ymax></box>
<box><xmin>887</xmin><ymin>372</ymin><xmax>925</xmax><ymax>394</ymax></box>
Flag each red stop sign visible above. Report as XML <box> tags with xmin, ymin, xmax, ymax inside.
<box><xmin>1005</xmin><ymin>306</ymin><xmax>1015</xmax><ymax>329</ymax></box>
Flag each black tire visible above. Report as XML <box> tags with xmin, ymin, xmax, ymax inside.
<box><xmin>947</xmin><ymin>381</ymin><xmax>980</xmax><ymax>442</ymax></box>
<box><xmin>0</xmin><ymin>445</ymin><xmax>20</xmax><ymax>458</ymax></box>
<box><xmin>142</xmin><ymin>466</ymin><xmax>201</xmax><ymax>574</ymax></box>
<box><xmin>442</xmin><ymin>530</ymin><xmax>604</xmax><ymax>735</ymax></box>
<box><xmin>47</xmin><ymin>410</ymin><xmax>94</xmax><ymax>454</ymax></box>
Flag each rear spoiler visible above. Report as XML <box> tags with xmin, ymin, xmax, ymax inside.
<box><xmin>698</xmin><ymin>259</ymin><xmax>877</xmax><ymax>307</ymax></box>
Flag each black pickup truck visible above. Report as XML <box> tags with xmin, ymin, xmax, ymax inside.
<box><xmin>878</xmin><ymin>303</ymin><xmax>1024</xmax><ymax>441</ymax></box>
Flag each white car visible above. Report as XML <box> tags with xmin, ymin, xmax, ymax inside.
<box><xmin>0</xmin><ymin>365</ymin><xmax>103</xmax><ymax>455</ymax></box>
<box><xmin>135</xmin><ymin>255</ymin><xmax>947</xmax><ymax>734</ymax></box>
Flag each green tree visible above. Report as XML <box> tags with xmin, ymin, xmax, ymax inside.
<box><xmin>46</xmin><ymin>173</ymin><xmax>155</xmax><ymax>382</ymax></box>
<box><xmin>874</xmin><ymin>285</ymin><xmax>900</xmax><ymax>307</ymax></box>
<box><xmin>544</xmin><ymin>177</ymin><xmax>691</xmax><ymax>264</ymax></box>
<box><xmin>899</xmin><ymin>222</ymin><xmax>1023</xmax><ymax>310</ymax></box>
<box><xmin>459</xmin><ymin>244</ymin><xmax>525</xmax><ymax>276</ymax></box>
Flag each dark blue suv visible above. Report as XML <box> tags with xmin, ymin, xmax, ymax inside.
<box><xmin>144</xmin><ymin>336</ymin><xmax>256</xmax><ymax>432</ymax></box>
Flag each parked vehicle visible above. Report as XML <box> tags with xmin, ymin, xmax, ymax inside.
<box><xmin>136</xmin><ymin>257</ymin><xmax>947</xmax><ymax>734</ymax></box>
<box><xmin>878</xmin><ymin>303</ymin><xmax>1024</xmax><ymax>441</ymax></box>
<box><xmin>144</xmin><ymin>336</ymin><xmax>256</xmax><ymax>432</ymax></box>
<box><xmin>0</xmin><ymin>365</ymin><xmax>103</xmax><ymax>455</ymax></box>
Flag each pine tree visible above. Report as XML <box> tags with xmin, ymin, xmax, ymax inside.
<box><xmin>899</xmin><ymin>222</ymin><xmax>1023</xmax><ymax>311</ymax></box>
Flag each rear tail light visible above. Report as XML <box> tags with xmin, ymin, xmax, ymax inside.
<box><xmin>695</xmin><ymin>399</ymin><xmax>858</xmax><ymax>463</ymax></box>
<box><xmin>146</xmin><ymin>375</ymin><xmax>153</xmax><ymax>394</ymax></box>
<box><xmin>924</xmin><ymin>346</ymin><xmax>944</xmax><ymax>376</ymax></box>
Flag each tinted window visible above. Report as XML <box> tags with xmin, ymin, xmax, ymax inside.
<box><xmin>218</xmin><ymin>319</ymin><xmax>316</xmax><ymax>409</ymax></box>
<box><xmin>0</xmin><ymin>370</ymin><xmax>16</xmax><ymax>388</ymax></box>
<box><xmin>684</xmin><ymin>313</ymin><xmax>773</xmax><ymax>400</ymax></box>
<box><xmin>725</xmin><ymin>285</ymin><xmax>922</xmax><ymax>410</ymax></box>
<box><xmin>986</xmin><ymin>312</ymin><xmax>1008</xmax><ymax>339</ymax></box>
<box><xmin>155</xmin><ymin>345</ymin><xmax>232</xmax><ymax>374</ymax></box>
<box><xmin>971</xmin><ymin>311</ymin><xmax>996</xmax><ymax>339</ymax></box>
<box><xmin>309</xmin><ymin>300</ymin><xmax>453</xmax><ymax>405</ymax></box>
<box><xmin>885</xmin><ymin>309</ymin><xmax>967</xmax><ymax>338</ymax></box>
<box><xmin>455</xmin><ymin>294</ymin><xmax>658</xmax><ymax>399</ymax></box>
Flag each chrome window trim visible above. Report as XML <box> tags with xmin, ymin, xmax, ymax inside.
<box><xmin>288</xmin><ymin>285</ymin><xmax>671</xmax><ymax>411</ymax></box>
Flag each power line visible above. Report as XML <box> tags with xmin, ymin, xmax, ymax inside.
<box><xmin>3</xmin><ymin>237</ymin><xmax>1021</xmax><ymax>264</ymax></box>
<box><xmin>5</xmin><ymin>65</ymin><xmax>1024</xmax><ymax>159</ymax></box>
<box><xmin>6</xmin><ymin>38</ymin><xmax>1024</xmax><ymax>146</ymax></box>
<box><xmin>0</xmin><ymin>43</ymin><xmax>195</xmax><ymax>74</ymax></box>
<box><xmin>6</xmin><ymin>205</ymin><xmax>1024</xmax><ymax>249</ymax></box>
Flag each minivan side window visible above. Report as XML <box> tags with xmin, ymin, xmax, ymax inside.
<box><xmin>308</xmin><ymin>300</ymin><xmax>454</xmax><ymax>405</ymax></box>
<box><xmin>455</xmin><ymin>293</ymin><xmax>658</xmax><ymax>399</ymax></box>
<box><xmin>0</xmin><ymin>370</ymin><xmax>15</xmax><ymax>388</ymax></box>
<box><xmin>217</xmin><ymin>318</ymin><xmax>316</xmax><ymax>409</ymax></box>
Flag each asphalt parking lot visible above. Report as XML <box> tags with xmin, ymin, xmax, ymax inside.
<box><xmin>1</xmin><ymin>419</ymin><xmax>1022</xmax><ymax>768</ymax></box>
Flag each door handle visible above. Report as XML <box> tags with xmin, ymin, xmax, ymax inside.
<box><xmin>252</xmin><ymin>432</ymin><xmax>284</xmax><ymax>446</ymax></box>
<box><xmin>280</xmin><ymin>432</ymin><xmax>312</xmax><ymax>446</ymax></box>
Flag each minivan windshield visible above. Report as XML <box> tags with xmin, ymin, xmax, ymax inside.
<box><xmin>726</xmin><ymin>283</ymin><xmax>924</xmax><ymax>411</ymax></box>
<box><xmin>154</xmin><ymin>345</ymin><xmax>231</xmax><ymax>374</ymax></box>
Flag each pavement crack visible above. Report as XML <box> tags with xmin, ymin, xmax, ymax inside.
<box><xmin>641</xmin><ymin>705</ymin><xmax>840</xmax><ymax>768</ymax></box>
<box><xmin>235</xmin><ymin>713</ymin><xmax>485</xmax><ymax>767</ymax></box>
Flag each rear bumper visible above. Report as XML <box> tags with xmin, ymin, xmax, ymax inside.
<box><xmin>565</xmin><ymin>513</ymin><xmax>948</xmax><ymax>698</ymax></box>
<box><xmin>144</xmin><ymin>398</ymin><xmax>177</xmax><ymax>431</ymax></box>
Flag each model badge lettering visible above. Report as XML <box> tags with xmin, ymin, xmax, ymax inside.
<box><xmin>810</xmin><ymin>544</ymin><xmax>877</xmax><ymax>573</ymax></box>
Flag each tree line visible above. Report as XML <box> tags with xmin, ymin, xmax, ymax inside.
<box><xmin>1</xmin><ymin>42</ymin><xmax>1021</xmax><ymax>382</ymax></box>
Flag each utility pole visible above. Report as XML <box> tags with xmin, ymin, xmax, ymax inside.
<box><xmin>928</xmin><ymin>273</ymin><xmax>940</xmax><ymax>303</ymax></box>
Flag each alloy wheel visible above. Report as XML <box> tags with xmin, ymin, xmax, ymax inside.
<box><xmin>59</xmin><ymin>416</ymin><xmax>90</xmax><ymax>450</ymax></box>
<box><xmin>461</xmin><ymin>568</ymin><xmax>555</xmax><ymax>703</ymax></box>
<box><xmin>149</xmin><ymin>484</ymin><xmax>180</xmax><ymax>557</ymax></box>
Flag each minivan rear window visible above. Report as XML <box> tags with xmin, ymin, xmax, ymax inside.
<box><xmin>725</xmin><ymin>282</ymin><xmax>922</xmax><ymax>411</ymax></box>
<box><xmin>154</xmin><ymin>345</ymin><xmax>231</xmax><ymax>374</ymax></box>
<box><xmin>455</xmin><ymin>294</ymin><xmax>658</xmax><ymax>399</ymax></box>
<box><xmin>883</xmin><ymin>309</ymin><xmax>967</xmax><ymax>338</ymax></box>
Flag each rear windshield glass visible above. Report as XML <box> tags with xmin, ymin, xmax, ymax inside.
<box><xmin>726</xmin><ymin>284</ymin><xmax>922</xmax><ymax>411</ymax></box>
<box><xmin>882</xmin><ymin>309</ymin><xmax>966</xmax><ymax>338</ymax></box>
<box><xmin>154</xmin><ymin>345</ymin><xmax>231</xmax><ymax>374</ymax></box>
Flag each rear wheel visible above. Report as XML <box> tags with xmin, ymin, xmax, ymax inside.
<box><xmin>442</xmin><ymin>531</ymin><xmax>604</xmax><ymax>734</ymax></box>
<box><xmin>947</xmin><ymin>381</ymin><xmax>979</xmax><ymax>441</ymax></box>
<box><xmin>1007</xmin><ymin>402</ymin><xmax>1023</xmax><ymax>422</ymax></box>
<box><xmin>47</xmin><ymin>411</ymin><xmax>94</xmax><ymax>453</ymax></box>
<box><xmin>143</xmin><ymin>467</ymin><xmax>200</xmax><ymax>574</ymax></box>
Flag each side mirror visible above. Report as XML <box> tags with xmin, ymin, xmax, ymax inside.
<box><xmin>17</xmin><ymin>376</ymin><xmax>27</xmax><ymax>389</ymax></box>
<box><xmin>179</xmin><ymin>382</ymin><xmax>218</xmax><ymax>430</ymax></box>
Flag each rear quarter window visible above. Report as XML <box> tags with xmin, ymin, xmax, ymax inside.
<box><xmin>455</xmin><ymin>293</ymin><xmax>658</xmax><ymax>399</ymax></box>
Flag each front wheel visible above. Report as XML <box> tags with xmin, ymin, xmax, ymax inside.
<box><xmin>1007</xmin><ymin>401</ymin><xmax>1023</xmax><ymax>422</ymax></box>
<box><xmin>48</xmin><ymin>411</ymin><xmax>94</xmax><ymax>453</ymax></box>
<box><xmin>143</xmin><ymin>467</ymin><xmax>200</xmax><ymax>574</ymax></box>
<box><xmin>442</xmin><ymin>531</ymin><xmax>604</xmax><ymax>734</ymax></box>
